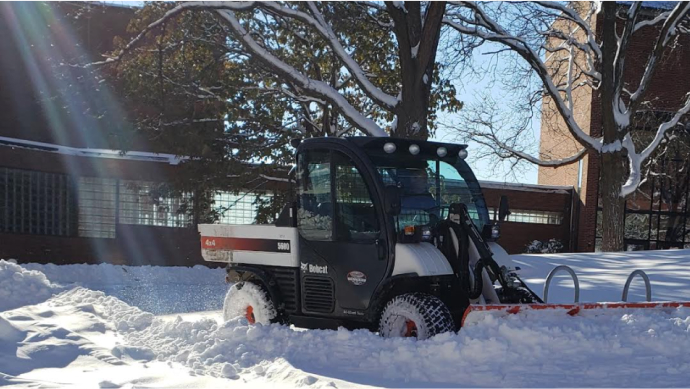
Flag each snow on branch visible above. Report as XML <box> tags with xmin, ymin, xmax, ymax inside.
<box><xmin>622</xmin><ymin>93</ymin><xmax>690</xmax><ymax>196</ymax></box>
<box><xmin>443</xmin><ymin>2</ymin><xmax>603</xmax><ymax>152</ymax></box>
<box><xmin>634</xmin><ymin>10</ymin><xmax>672</xmax><ymax>32</ymax></box>
<box><xmin>260</xmin><ymin>2</ymin><xmax>399</xmax><ymax>109</ymax></box>
<box><xmin>628</xmin><ymin>2</ymin><xmax>690</xmax><ymax>113</ymax></box>
<box><xmin>84</xmin><ymin>1</ymin><xmax>390</xmax><ymax>137</ymax></box>
<box><xmin>83</xmin><ymin>1</ymin><xmax>257</xmax><ymax>67</ymax></box>
<box><xmin>216</xmin><ymin>9</ymin><xmax>388</xmax><ymax>137</ymax></box>
<box><xmin>531</xmin><ymin>1</ymin><xmax>602</xmax><ymax>59</ymax></box>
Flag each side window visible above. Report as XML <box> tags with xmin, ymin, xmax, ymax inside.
<box><xmin>334</xmin><ymin>152</ymin><xmax>380</xmax><ymax>241</ymax></box>
<box><xmin>297</xmin><ymin>151</ymin><xmax>332</xmax><ymax>240</ymax></box>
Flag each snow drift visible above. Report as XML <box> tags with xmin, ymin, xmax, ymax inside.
<box><xmin>2</xmin><ymin>252</ymin><xmax>690</xmax><ymax>387</ymax></box>
<box><xmin>2</xmin><ymin>284</ymin><xmax>690</xmax><ymax>387</ymax></box>
<box><xmin>0</xmin><ymin>260</ymin><xmax>60</xmax><ymax>311</ymax></box>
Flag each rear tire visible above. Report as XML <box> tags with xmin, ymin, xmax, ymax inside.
<box><xmin>378</xmin><ymin>293</ymin><xmax>455</xmax><ymax>340</ymax></box>
<box><xmin>223</xmin><ymin>281</ymin><xmax>277</xmax><ymax>324</ymax></box>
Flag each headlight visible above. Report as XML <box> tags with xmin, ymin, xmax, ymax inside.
<box><xmin>384</xmin><ymin>142</ymin><xmax>397</xmax><ymax>153</ymax></box>
<box><xmin>491</xmin><ymin>224</ymin><xmax>500</xmax><ymax>240</ymax></box>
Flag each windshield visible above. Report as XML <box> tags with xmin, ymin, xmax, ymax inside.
<box><xmin>368</xmin><ymin>153</ymin><xmax>490</xmax><ymax>232</ymax></box>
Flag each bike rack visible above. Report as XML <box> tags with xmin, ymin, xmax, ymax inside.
<box><xmin>543</xmin><ymin>265</ymin><xmax>580</xmax><ymax>303</ymax></box>
<box><xmin>622</xmin><ymin>269</ymin><xmax>652</xmax><ymax>302</ymax></box>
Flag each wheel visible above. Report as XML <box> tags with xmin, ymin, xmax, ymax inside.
<box><xmin>223</xmin><ymin>281</ymin><xmax>277</xmax><ymax>324</ymax></box>
<box><xmin>378</xmin><ymin>293</ymin><xmax>455</xmax><ymax>340</ymax></box>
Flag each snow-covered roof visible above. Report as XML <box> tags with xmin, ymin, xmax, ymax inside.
<box><xmin>479</xmin><ymin>180</ymin><xmax>574</xmax><ymax>195</ymax></box>
<box><xmin>0</xmin><ymin>136</ymin><xmax>186</xmax><ymax>165</ymax></box>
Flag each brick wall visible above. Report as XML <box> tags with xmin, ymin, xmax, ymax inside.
<box><xmin>0</xmin><ymin>225</ymin><xmax>206</xmax><ymax>267</ymax></box>
<box><xmin>538</xmin><ymin>5</ymin><xmax>690</xmax><ymax>251</ymax></box>
<box><xmin>482</xmin><ymin>185</ymin><xmax>574</xmax><ymax>254</ymax></box>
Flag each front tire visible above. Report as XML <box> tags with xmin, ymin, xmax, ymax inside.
<box><xmin>378</xmin><ymin>293</ymin><xmax>455</xmax><ymax>340</ymax></box>
<box><xmin>223</xmin><ymin>281</ymin><xmax>277</xmax><ymax>324</ymax></box>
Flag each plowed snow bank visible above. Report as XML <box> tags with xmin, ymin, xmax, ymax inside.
<box><xmin>0</xmin><ymin>260</ymin><xmax>59</xmax><ymax>311</ymax></box>
<box><xmin>3</xmin><ymin>285</ymin><xmax>690</xmax><ymax>387</ymax></box>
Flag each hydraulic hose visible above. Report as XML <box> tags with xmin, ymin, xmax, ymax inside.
<box><xmin>468</xmin><ymin>260</ymin><xmax>486</xmax><ymax>300</ymax></box>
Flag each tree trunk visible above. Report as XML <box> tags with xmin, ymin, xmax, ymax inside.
<box><xmin>599</xmin><ymin>2</ymin><xmax>626</xmax><ymax>252</ymax></box>
<box><xmin>600</xmin><ymin>152</ymin><xmax>627</xmax><ymax>251</ymax></box>
<box><xmin>387</xmin><ymin>1</ymin><xmax>446</xmax><ymax>141</ymax></box>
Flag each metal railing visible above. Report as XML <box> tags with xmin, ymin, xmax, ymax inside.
<box><xmin>543</xmin><ymin>265</ymin><xmax>580</xmax><ymax>303</ymax></box>
<box><xmin>622</xmin><ymin>270</ymin><xmax>652</xmax><ymax>302</ymax></box>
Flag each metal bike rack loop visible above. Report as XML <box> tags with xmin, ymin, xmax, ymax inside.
<box><xmin>622</xmin><ymin>269</ymin><xmax>652</xmax><ymax>302</ymax></box>
<box><xmin>543</xmin><ymin>265</ymin><xmax>580</xmax><ymax>303</ymax></box>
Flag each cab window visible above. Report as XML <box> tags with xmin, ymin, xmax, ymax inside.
<box><xmin>297</xmin><ymin>150</ymin><xmax>332</xmax><ymax>240</ymax></box>
<box><xmin>333</xmin><ymin>152</ymin><xmax>379</xmax><ymax>241</ymax></box>
<box><xmin>297</xmin><ymin>149</ymin><xmax>380</xmax><ymax>242</ymax></box>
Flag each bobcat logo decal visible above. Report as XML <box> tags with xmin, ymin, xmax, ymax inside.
<box><xmin>300</xmin><ymin>262</ymin><xmax>328</xmax><ymax>274</ymax></box>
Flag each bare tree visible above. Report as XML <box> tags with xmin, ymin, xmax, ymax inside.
<box><xmin>444</xmin><ymin>1</ymin><xmax>690</xmax><ymax>251</ymax></box>
<box><xmin>89</xmin><ymin>1</ymin><xmax>459</xmax><ymax>140</ymax></box>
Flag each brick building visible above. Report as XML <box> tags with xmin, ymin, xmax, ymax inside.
<box><xmin>538</xmin><ymin>4</ymin><xmax>690</xmax><ymax>252</ymax></box>
<box><xmin>0</xmin><ymin>2</ymin><xmax>273</xmax><ymax>265</ymax></box>
<box><xmin>0</xmin><ymin>2</ymin><xmax>576</xmax><ymax>266</ymax></box>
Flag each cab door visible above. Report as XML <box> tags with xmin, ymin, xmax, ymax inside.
<box><xmin>296</xmin><ymin>147</ymin><xmax>388</xmax><ymax>317</ymax></box>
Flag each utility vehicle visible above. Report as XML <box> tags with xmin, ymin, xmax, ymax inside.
<box><xmin>199</xmin><ymin>137</ymin><xmax>541</xmax><ymax>339</ymax></box>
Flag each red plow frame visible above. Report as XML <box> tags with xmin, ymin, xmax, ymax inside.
<box><xmin>461</xmin><ymin>301</ymin><xmax>690</xmax><ymax>327</ymax></box>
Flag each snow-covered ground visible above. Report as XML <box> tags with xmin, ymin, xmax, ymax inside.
<box><xmin>514</xmin><ymin>249</ymin><xmax>690</xmax><ymax>303</ymax></box>
<box><xmin>1</xmin><ymin>250</ymin><xmax>690</xmax><ymax>388</ymax></box>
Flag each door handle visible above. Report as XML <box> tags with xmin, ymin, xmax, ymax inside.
<box><xmin>376</xmin><ymin>239</ymin><xmax>386</xmax><ymax>260</ymax></box>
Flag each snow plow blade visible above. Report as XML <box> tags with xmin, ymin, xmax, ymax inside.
<box><xmin>461</xmin><ymin>302</ymin><xmax>690</xmax><ymax>327</ymax></box>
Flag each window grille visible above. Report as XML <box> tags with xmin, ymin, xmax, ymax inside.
<box><xmin>490</xmin><ymin>208</ymin><xmax>563</xmax><ymax>225</ymax></box>
<box><xmin>77</xmin><ymin>177</ymin><xmax>117</xmax><ymax>238</ymax></box>
<box><xmin>0</xmin><ymin>167</ymin><xmax>76</xmax><ymax>236</ymax></box>
<box><xmin>119</xmin><ymin>180</ymin><xmax>193</xmax><ymax>228</ymax></box>
<box><xmin>214</xmin><ymin>191</ymin><xmax>273</xmax><ymax>225</ymax></box>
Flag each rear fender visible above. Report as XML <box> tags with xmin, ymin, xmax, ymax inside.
<box><xmin>226</xmin><ymin>265</ymin><xmax>285</xmax><ymax>312</ymax></box>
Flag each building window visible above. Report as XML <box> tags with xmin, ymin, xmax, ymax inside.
<box><xmin>490</xmin><ymin>208</ymin><xmax>563</xmax><ymax>225</ymax></box>
<box><xmin>119</xmin><ymin>180</ymin><xmax>193</xmax><ymax>228</ymax></box>
<box><xmin>213</xmin><ymin>191</ymin><xmax>272</xmax><ymax>225</ymax></box>
<box><xmin>0</xmin><ymin>167</ymin><xmax>76</xmax><ymax>236</ymax></box>
<box><xmin>77</xmin><ymin>177</ymin><xmax>117</xmax><ymax>238</ymax></box>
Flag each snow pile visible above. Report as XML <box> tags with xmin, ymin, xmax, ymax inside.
<box><xmin>13</xmin><ymin>262</ymin><xmax>228</xmax><ymax>315</ymax></box>
<box><xmin>54</xmin><ymin>287</ymin><xmax>155</xmax><ymax>332</ymax></box>
<box><xmin>20</xmin><ymin>262</ymin><xmax>224</xmax><ymax>286</ymax></box>
<box><xmin>0</xmin><ymin>260</ymin><xmax>60</xmax><ymax>311</ymax></box>
<box><xmin>1</xmin><ymin>251</ymin><xmax>690</xmax><ymax>387</ymax></box>
<box><xmin>120</xmin><ymin>305</ymin><xmax>690</xmax><ymax>387</ymax></box>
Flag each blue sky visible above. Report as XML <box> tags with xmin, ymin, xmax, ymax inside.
<box><xmin>432</xmin><ymin>44</ymin><xmax>541</xmax><ymax>185</ymax></box>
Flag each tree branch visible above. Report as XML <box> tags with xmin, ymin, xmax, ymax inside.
<box><xmin>622</xmin><ymin>93</ymin><xmax>690</xmax><ymax>196</ymax></box>
<box><xmin>216</xmin><ymin>9</ymin><xmax>388</xmax><ymax>137</ymax></box>
<box><xmin>443</xmin><ymin>3</ymin><xmax>603</xmax><ymax>151</ymax></box>
<box><xmin>628</xmin><ymin>2</ymin><xmax>690</xmax><ymax>114</ymax></box>
<box><xmin>261</xmin><ymin>2</ymin><xmax>399</xmax><ymax>109</ymax></box>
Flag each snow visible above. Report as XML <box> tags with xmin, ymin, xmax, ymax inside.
<box><xmin>601</xmin><ymin>139</ymin><xmax>622</xmax><ymax>153</ymax></box>
<box><xmin>0</xmin><ymin>136</ymin><xmax>186</xmax><ymax>165</ymax></box>
<box><xmin>391</xmin><ymin>1</ymin><xmax>407</xmax><ymax>13</ymax></box>
<box><xmin>2</xmin><ymin>251</ymin><xmax>690</xmax><ymax>387</ymax></box>
<box><xmin>479</xmin><ymin>180</ymin><xmax>573</xmax><ymax>194</ymax></box>
<box><xmin>513</xmin><ymin>249</ymin><xmax>690</xmax><ymax>303</ymax></box>
<box><xmin>0</xmin><ymin>260</ymin><xmax>58</xmax><ymax>311</ymax></box>
<box><xmin>411</xmin><ymin>43</ymin><xmax>420</xmax><ymax>58</ymax></box>
<box><xmin>422</xmin><ymin>73</ymin><xmax>429</xmax><ymax>84</ymax></box>
<box><xmin>215</xmin><ymin>8</ymin><xmax>389</xmax><ymax>138</ymax></box>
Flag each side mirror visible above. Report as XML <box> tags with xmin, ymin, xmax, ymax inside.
<box><xmin>384</xmin><ymin>185</ymin><xmax>402</xmax><ymax>216</ymax></box>
<box><xmin>498</xmin><ymin>195</ymin><xmax>511</xmax><ymax>222</ymax></box>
